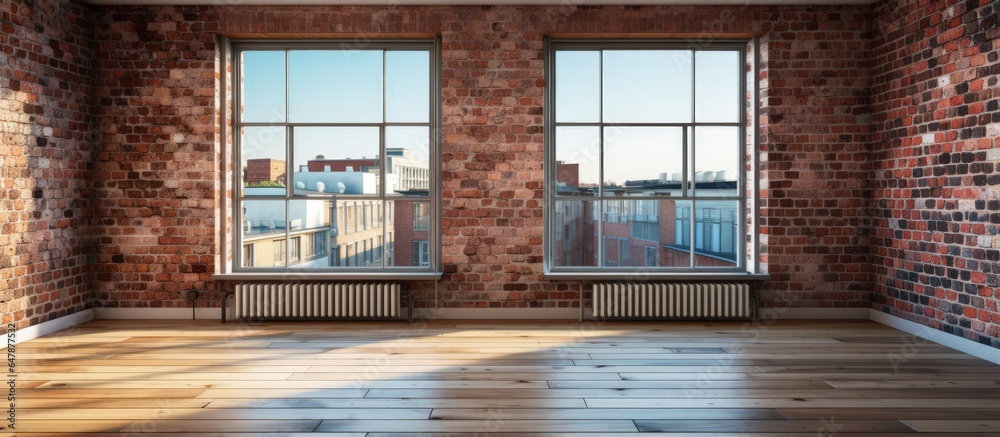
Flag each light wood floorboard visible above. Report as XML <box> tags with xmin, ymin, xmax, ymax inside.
<box><xmin>11</xmin><ymin>319</ymin><xmax>1000</xmax><ymax>435</ymax></box>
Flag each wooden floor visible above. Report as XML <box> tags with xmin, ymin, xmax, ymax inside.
<box><xmin>13</xmin><ymin>319</ymin><xmax>1000</xmax><ymax>436</ymax></box>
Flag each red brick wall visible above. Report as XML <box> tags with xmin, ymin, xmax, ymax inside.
<box><xmin>0</xmin><ymin>0</ymin><xmax>95</xmax><ymax>329</ymax></box>
<box><xmin>244</xmin><ymin>158</ymin><xmax>284</xmax><ymax>184</ymax></box>
<box><xmin>306</xmin><ymin>159</ymin><xmax>376</xmax><ymax>173</ymax></box>
<box><xmin>81</xmin><ymin>4</ymin><xmax>878</xmax><ymax>312</ymax></box>
<box><xmin>870</xmin><ymin>0</ymin><xmax>1000</xmax><ymax>348</ymax></box>
<box><xmin>756</xmin><ymin>10</ymin><xmax>874</xmax><ymax>308</ymax></box>
<box><xmin>90</xmin><ymin>5</ymin><xmax>221</xmax><ymax>308</ymax></box>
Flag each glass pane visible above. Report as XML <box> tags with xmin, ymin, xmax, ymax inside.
<box><xmin>386</xmin><ymin>199</ymin><xmax>430</xmax><ymax>267</ymax></box>
<box><xmin>241</xmin><ymin>127</ymin><xmax>286</xmax><ymax>196</ymax></box>
<box><xmin>386</xmin><ymin>51</ymin><xmax>430</xmax><ymax>122</ymax></box>
<box><xmin>553</xmin><ymin>200</ymin><xmax>597</xmax><ymax>267</ymax></box>
<box><xmin>695</xmin><ymin>126</ymin><xmax>740</xmax><ymax>197</ymax></box>
<box><xmin>695</xmin><ymin>50</ymin><xmax>740</xmax><ymax>123</ymax></box>
<box><xmin>603</xmin><ymin>127</ymin><xmax>683</xmax><ymax>196</ymax></box>
<box><xmin>287</xmin><ymin>200</ymin><xmax>334</xmax><ymax>268</ymax></box>
<box><xmin>602</xmin><ymin>199</ymin><xmax>690</xmax><ymax>268</ymax></box>
<box><xmin>555</xmin><ymin>51</ymin><xmax>600</xmax><ymax>123</ymax></box>
<box><xmin>412</xmin><ymin>202</ymin><xmax>430</xmax><ymax>232</ymax></box>
<box><xmin>328</xmin><ymin>199</ymin><xmax>385</xmax><ymax>267</ymax></box>
<box><xmin>694</xmin><ymin>200</ymin><xmax>740</xmax><ymax>268</ymax></box>
<box><xmin>288</xmin><ymin>50</ymin><xmax>383</xmax><ymax>123</ymax></box>
<box><xmin>555</xmin><ymin>126</ymin><xmax>600</xmax><ymax>196</ymax></box>
<box><xmin>603</xmin><ymin>50</ymin><xmax>692</xmax><ymax>123</ymax></box>
<box><xmin>240</xmin><ymin>200</ymin><xmax>286</xmax><ymax>268</ymax></box>
<box><xmin>601</xmin><ymin>199</ymin><xmax>691</xmax><ymax>268</ymax></box>
<box><xmin>386</xmin><ymin>126</ymin><xmax>430</xmax><ymax>195</ymax></box>
<box><xmin>240</xmin><ymin>51</ymin><xmax>286</xmax><ymax>122</ymax></box>
<box><xmin>292</xmin><ymin>127</ymin><xmax>379</xmax><ymax>196</ymax></box>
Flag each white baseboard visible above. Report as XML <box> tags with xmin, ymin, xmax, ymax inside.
<box><xmin>768</xmin><ymin>307</ymin><xmax>870</xmax><ymax>320</ymax></box>
<box><xmin>414</xmin><ymin>307</ymin><xmax>581</xmax><ymax>321</ymax></box>
<box><xmin>869</xmin><ymin>309</ymin><xmax>1000</xmax><ymax>365</ymax></box>
<box><xmin>94</xmin><ymin>307</ymin><xmax>222</xmax><ymax>320</ymax></box>
<box><xmin>13</xmin><ymin>309</ymin><xmax>96</xmax><ymax>344</ymax></box>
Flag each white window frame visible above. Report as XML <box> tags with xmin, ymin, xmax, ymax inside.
<box><xmin>543</xmin><ymin>39</ymin><xmax>752</xmax><ymax>278</ymax></box>
<box><xmin>224</xmin><ymin>40</ymin><xmax>442</xmax><ymax>279</ymax></box>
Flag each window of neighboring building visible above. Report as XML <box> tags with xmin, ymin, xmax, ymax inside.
<box><xmin>412</xmin><ymin>240</ymin><xmax>430</xmax><ymax>267</ymax></box>
<box><xmin>273</xmin><ymin>240</ymin><xmax>285</xmax><ymax>265</ymax></box>
<box><xmin>233</xmin><ymin>41</ymin><xmax>439</xmax><ymax>273</ymax></box>
<box><xmin>413</xmin><ymin>202</ymin><xmax>430</xmax><ymax>232</ymax></box>
<box><xmin>314</xmin><ymin>231</ymin><xmax>327</xmax><ymax>257</ymax></box>
<box><xmin>242</xmin><ymin>244</ymin><xmax>254</xmax><ymax>267</ymax></box>
<box><xmin>645</xmin><ymin>246</ymin><xmax>658</xmax><ymax>267</ymax></box>
<box><xmin>547</xmin><ymin>40</ymin><xmax>746</xmax><ymax>273</ymax></box>
<box><xmin>290</xmin><ymin>236</ymin><xmax>301</xmax><ymax>263</ymax></box>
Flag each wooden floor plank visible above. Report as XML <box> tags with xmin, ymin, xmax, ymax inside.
<box><xmin>204</xmin><ymin>398</ymin><xmax>589</xmax><ymax>409</ymax></box>
<box><xmin>314</xmin><ymin>419</ymin><xmax>639</xmax><ymax>432</ymax></box>
<box><xmin>36</xmin><ymin>379</ymin><xmax>550</xmax><ymax>389</ymax></box>
<box><xmin>547</xmin><ymin>380</ymin><xmax>833</xmax><ymax>389</ymax></box>
<box><xmin>824</xmin><ymin>379</ymin><xmax>1000</xmax><ymax>389</ymax></box>
<box><xmin>16</xmin><ymin>398</ymin><xmax>211</xmax><ymax>409</ymax></box>
<box><xmin>120</xmin><ymin>419</ymin><xmax>322</xmax><ymax>433</ymax></box>
<box><xmin>364</xmin><ymin>387</ymin><xmax>1000</xmax><ymax>399</ymax></box>
<box><xmin>19</xmin><ymin>388</ymin><xmax>206</xmax><ymax>398</ymax></box>
<box><xmin>197</xmin><ymin>388</ymin><xmax>368</xmax><ymax>399</ymax></box>
<box><xmin>634</xmin><ymin>419</ymin><xmax>914</xmax><ymax>432</ymax></box>
<box><xmin>20</xmin><ymin>408</ymin><xmax>432</xmax><ymax>420</ymax></box>
<box><xmin>780</xmin><ymin>408</ymin><xmax>1000</xmax><ymax>420</ymax></box>
<box><xmin>10</xmin><ymin>420</ymin><xmax>134</xmax><ymax>433</ymax></box>
<box><xmin>429</xmin><ymin>408</ymin><xmax>786</xmax><ymax>420</ymax></box>
<box><xmin>587</xmin><ymin>398</ymin><xmax>1000</xmax><ymax>409</ymax></box>
<box><xmin>901</xmin><ymin>420</ymin><xmax>1000</xmax><ymax>432</ymax></box>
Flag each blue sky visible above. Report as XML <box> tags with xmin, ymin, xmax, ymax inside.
<box><xmin>555</xmin><ymin>49</ymin><xmax>742</xmax><ymax>188</ymax></box>
<box><xmin>240</xmin><ymin>48</ymin><xmax>741</xmax><ymax>191</ymax></box>
<box><xmin>240</xmin><ymin>49</ymin><xmax>431</xmax><ymax>183</ymax></box>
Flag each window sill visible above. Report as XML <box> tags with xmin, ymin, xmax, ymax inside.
<box><xmin>212</xmin><ymin>272</ymin><xmax>443</xmax><ymax>281</ymax></box>
<box><xmin>543</xmin><ymin>272</ymin><xmax>771</xmax><ymax>281</ymax></box>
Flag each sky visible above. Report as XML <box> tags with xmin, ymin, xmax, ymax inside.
<box><xmin>555</xmin><ymin>49</ymin><xmax>742</xmax><ymax>189</ymax></box>
<box><xmin>240</xmin><ymin>50</ymin><xmax>431</xmax><ymax>183</ymax></box>
<box><xmin>239</xmin><ymin>48</ymin><xmax>742</xmax><ymax>191</ymax></box>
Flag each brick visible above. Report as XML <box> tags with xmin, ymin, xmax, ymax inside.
<box><xmin>869</xmin><ymin>0</ymin><xmax>999</xmax><ymax>348</ymax></box>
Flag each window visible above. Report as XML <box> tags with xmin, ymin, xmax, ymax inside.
<box><xmin>547</xmin><ymin>40</ymin><xmax>745</xmax><ymax>273</ymax></box>
<box><xmin>412</xmin><ymin>240</ymin><xmax>430</xmax><ymax>267</ymax></box>
<box><xmin>413</xmin><ymin>202</ymin><xmax>430</xmax><ymax>232</ymax></box>
<box><xmin>234</xmin><ymin>41</ymin><xmax>439</xmax><ymax>272</ymax></box>
<box><xmin>631</xmin><ymin>220</ymin><xmax>659</xmax><ymax>241</ymax></box>
<box><xmin>314</xmin><ymin>231</ymin><xmax>327</xmax><ymax>257</ymax></box>
<box><xmin>676</xmin><ymin>206</ymin><xmax>691</xmax><ymax>247</ymax></box>
<box><xmin>645</xmin><ymin>246</ymin><xmax>658</xmax><ymax>267</ymax></box>
<box><xmin>290</xmin><ymin>236</ymin><xmax>301</xmax><ymax>263</ymax></box>
<box><xmin>242</xmin><ymin>244</ymin><xmax>254</xmax><ymax>267</ymax></box>
<box><xmin>272</xmin><ymin>240</ymin><xmax>285</xmax><ymax>264</ymax></box>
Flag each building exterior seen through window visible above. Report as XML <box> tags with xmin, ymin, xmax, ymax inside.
<box><xmin>548</xmin><ymin>41</ymin><xmax>746</xmax><ymax>272</ymax></box>
<box><xmin>234</xmin><ymin>41</ymin><xmax>437</xmax><ymax>271</ymax></box>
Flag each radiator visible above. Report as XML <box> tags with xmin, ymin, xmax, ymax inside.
<box><xmin>592</xmin><ymin>283</ymin><xmax>753</xmax><ymax>320</ymax></box>
<box><xmin>233</xmin><ymin>283</ymin><xmax>408</xmax><ymax>321</ymax></box>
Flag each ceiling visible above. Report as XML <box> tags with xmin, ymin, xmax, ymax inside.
<box><xmin>85</xmin><ymin>0</ymin><xmax>877</xmax><ymax>5</ymax></box>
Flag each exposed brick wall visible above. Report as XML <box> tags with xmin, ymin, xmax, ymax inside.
<box><xmin>757</xmin><ymin>10</ymin><xmax>874</xmax><ymax>308</ymax></box>
<box><xmin>81</xmin><ymin>4</ymin><xmax>878</xmax><ymax>312</ymax></box>
<box><xmin>90</xmin><ymin>6</ymin><xmax>221</xmax><ymax>308</ymax></box>
<box><xmin>0</xmin><ymin>0</ymin><xmax>95</xmax><ymax>329</ymax></box>
<box><xmin>870</xmin><ymin>0</ymin><xmax>1000</xmax><ymax>348</ymax></box>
